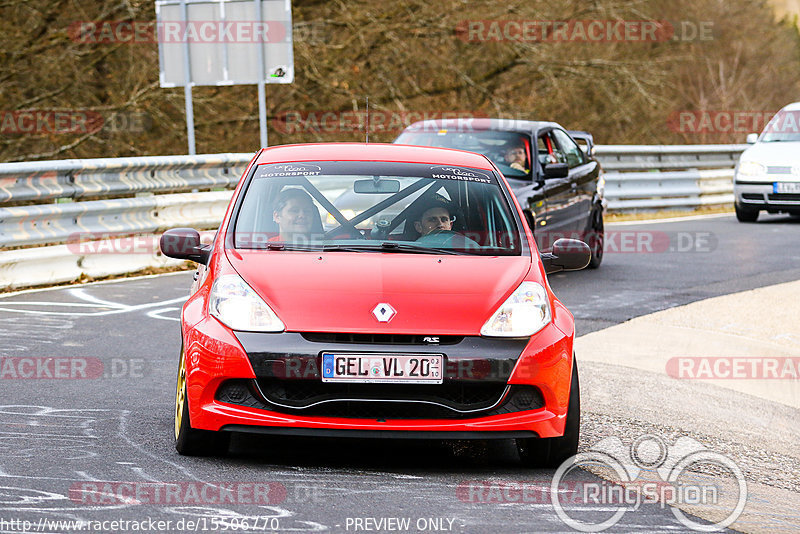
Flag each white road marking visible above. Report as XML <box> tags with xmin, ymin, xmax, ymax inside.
<box><xmin>0</xmin><ymin>294</ymin><xmax>187</xmax><ymax>317</ymax></box>
<box><xmin>608</xmin><ymin>213</ymin><xmax>732</xmax><ymax>226</ymax></box>
<box><xmin>73</xmin><ymin>471</ymin><xmax>101</xmax><ymax>482</ymax></box>
<box><xmin>0</xmin><ymin>270</ymin><xmax>190</xmax><ymax>299</ymax></box>
<box><xmin>130</xmin><ymin>466</ymin><xmax>162</xmax><ymax>482</ymax></box>
<box><xmin>146</xmin><ymin>307</ymin><xmax>181</xmax><ymax>322</ymax></box>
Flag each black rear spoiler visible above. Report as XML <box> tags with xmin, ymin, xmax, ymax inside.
<box><xmin>568</xmin><ymin>130</ymin><xmax>595</xmax><ymax>157</ymax></box>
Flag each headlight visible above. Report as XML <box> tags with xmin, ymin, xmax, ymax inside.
<box><xmin>737</xmin><ymin>161</ymin><xmax>766</xmax><ymax>177</ymax></box>
<box><xmin>209</xmin><ymin>274</ymin><xmax>285</xmax><ymax>332</ymax></box>
<box><xmin>481</xmin><ymin>282</ymin><xmax>551</xmax><ymax>337</ymax></box>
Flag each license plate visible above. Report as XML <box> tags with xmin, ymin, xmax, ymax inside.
<box><xmin>774</xmin><ymin>182</ymin><xmax>800</xmax><ymax>193</ymax></box>
<box><xmin>321</xmin><ymin>353</ymin><xmax>443</xmax><ymax>384</ymax></box>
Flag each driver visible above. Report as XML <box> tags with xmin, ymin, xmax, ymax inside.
<box><xmin>411</xmin><ymin>196</ymin><xmax>480</xmax><ymax>249</ymax></box>
<box><xmin>272</xmin><ymin>188</ymin><xmax>318</xmax><ymax>242</ymax></box>
<box><xmin>414</xmin><ymin>204</ymin><xmax>454</xmax><ymax>237</ymax></box>
<box><xmin>503</xmin><ymin>142</ymin><xmax>529</xmax><ymax>172</ymax></box>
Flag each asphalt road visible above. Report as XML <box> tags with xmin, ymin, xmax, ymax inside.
<box><xmin>0</xmin><ymin>213</ymin><xmax>796</xmax><ymax>533</ymax></box>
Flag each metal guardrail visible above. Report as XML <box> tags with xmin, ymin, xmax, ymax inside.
<box><xmin>596</xmin><ymin>144</ymin><xmax>746</xmax><ymax>210</ymax></box>
<box><xmin>0</xmin><ymin>153</ymin><xmax>252</xmax><ymax>204</ymax></box>
<box><xmin>0</xmin><ymin>191</ymin><xmax>232</xmax><ymax>248</ymax></box>
<box><xmin>0</xmin><ymin>145</ymin><xmax>747</xmax><ymax>249</ymax></box>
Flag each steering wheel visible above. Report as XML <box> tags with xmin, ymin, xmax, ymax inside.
<box><xmin>417</xmin><ymin>230</ymin><xmax>479</xmax><ymax>249</ymax></box>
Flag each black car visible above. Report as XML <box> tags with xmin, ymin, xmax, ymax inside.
<box><xmin>394</xmin><ymin>118</ymin><xmax>605</xmax><ymax>267</ymax></box>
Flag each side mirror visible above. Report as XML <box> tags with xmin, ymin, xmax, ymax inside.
<box><xmin>746</xmin><ymin>133</ymin><xmax>758</xmax><ymax>144</ymax></box>
<box><xmin>544</xmin><ymin>163</ymin><xmax>569</xmax><ymax>179</ymax></box>
<box><xmin>160</xmin><ymin>228</ymin><xmax>211</xmax><ymax>264</ymax></box>
<box><xmin>541</xmin><ymin>239</ymin><xmax>591</xmax><ymax>274</ymax></box>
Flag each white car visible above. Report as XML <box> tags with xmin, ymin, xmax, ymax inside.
<box><xmin>733</xmin><ymin>102</ymin><xmax>800</xmax><ymax>222</ymax></box>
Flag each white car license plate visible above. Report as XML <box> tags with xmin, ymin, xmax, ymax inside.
<box><xmin>321</xmin><ymin>353</ymin><xmax>443</xmax><ymax>384</ymax></box>
<box><xmin>774</xmin><ymin>182</ymin><xmax>800</xmax><ymax>194</ymax></box>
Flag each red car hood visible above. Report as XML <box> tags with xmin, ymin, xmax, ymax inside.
<box><xmin>227</xmin><ymin>250</ymin><xmax>532</xmax><ymax>335</ymax></box>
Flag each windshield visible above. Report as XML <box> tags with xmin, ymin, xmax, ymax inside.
<box><xmin>233</xmin><ymin>161</ymin><xmax>521</xmax><ymax>255</ymax></box>
<box><xmin>760</xmin><ymin>110</ymin><xmax>800</xmax><ymax>142</ymax></box>
<box><xmin>395</xmin><ymin>130</ymin><xmax>533</xmax><ymax>179</ymax></box>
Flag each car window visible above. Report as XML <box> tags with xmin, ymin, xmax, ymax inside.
<box><xmin>538</xmin><ymin>131</ymin><xmax>567</xmax><ymax>166</ymax></box>
<box><xmin>234</xmin><ymin>161</ymin><xmax>521</xmax><ymax>255</ymax></box>
<box><xmin>552</xmin><ymin>129</ymin><xmax>586</xmax><ymax>168</ymax></box>
<box><xmin>760</xmin><ymin>109</ymin><xmax>800</xmax><ymax>142</ymax></box>
<box><xmin>395</xmin><ymin>130</ymin><xmax>532</xmax><ymax>179</ymax></box>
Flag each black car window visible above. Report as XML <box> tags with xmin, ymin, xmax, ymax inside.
<box><xmin>552</xmin><ymin>129</ymin><xmax>586</xmax><ymax>168</ymax></box>
<box><xmin>539</xmin><ymin>131</ymin><xmax>567</xmax><ymax>166</ymax></box>
<box><xmin>395</xmin><ymin>130</ymin><xmax>532</xmax><ymax>179</ymax></box>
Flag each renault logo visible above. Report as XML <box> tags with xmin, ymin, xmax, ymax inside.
<box><xmin>372</xmin><ymin>303</ymin><xmax>396</xmax><ymax>322</ymax></box>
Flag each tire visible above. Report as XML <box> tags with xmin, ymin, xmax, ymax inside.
<box><xmin>735</xmin><ymin>203</ymin><xmax>759</xmax><ymax>223</ymax></box>
<box><xmin>517</xmin><ymin>360</ymin><xmax>580</xmax><ymax>468</ymax></box>
<box><xmin>175</xmin><ymin>349</ymin><xmax>230</xmax><ymax>456</ymax></box>
<box><xmin>585</xmin><ymin>207</ymin><xmax>604</xmax><ymax>268</ymax></box>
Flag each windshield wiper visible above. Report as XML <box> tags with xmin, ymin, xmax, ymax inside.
<box><xmin>254</xmin><ymin>242</ymin><xmax>469</xmax><ymax>255</ymax></box>
<box><xmin>320</xmin><ymin>242</ymin><xmax>465</xmax><ymax>255</ymax></box>
<box><xmin>378</xmin><ymin>242</ymin><xmax>463</xmax><ymax>254</ymax></box>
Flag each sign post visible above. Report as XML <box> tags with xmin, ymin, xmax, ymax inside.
<box><xmin>155</xmin><ymin>0</ymin><xmax>294</xmax><ymax>152</ymax></box>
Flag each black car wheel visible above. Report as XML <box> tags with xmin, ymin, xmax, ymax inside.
<box><xmin>516</xmin><ymin>359</ymin><xmax>580</xmax><ymax>468</ymax></box>
<box><xmin>735</xmin><ymin>203</ymin><xmax>759</xmax><ymax>222</ymax></box>
<box><xmin>585</xmin><ymin>207</ymin><xmax>604</xmax><ymax>268</ymax></box>
<box><xmin>175</xmin><ymin>349</ymin><xmax>230</xmax><ymax>456</ymax></box>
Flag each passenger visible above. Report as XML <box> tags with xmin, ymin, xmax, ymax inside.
<box><xmin>272</xmin><ymin>188</ymin><xmax>318</xmax><ymax>242</ymax></box>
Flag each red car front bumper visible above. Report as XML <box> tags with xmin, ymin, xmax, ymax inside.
<box><xmin>182</xmin><ymin>304</ymin><xmax>575</xmax><ymax>439</ymax></box>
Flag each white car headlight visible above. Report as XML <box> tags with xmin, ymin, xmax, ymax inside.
<box><xmin>737</xmin><ymin>161</ymin><xmax>766</xmax><ymax>177</ymax></box>
<box><xmin>481</xmin><ymin>282</ymin><xmax>552</xmax><ymax>337</ymax></box>
<box><xmin>209</xmin><ymin>274</ymin><xmax>285</xmax><ymax>332</ymax></box>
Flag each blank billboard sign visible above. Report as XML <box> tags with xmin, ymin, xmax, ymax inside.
<box><xmin>156</xmin><ymin>0</ymin><xmax>294</xmax><ymax>86</ymax></box>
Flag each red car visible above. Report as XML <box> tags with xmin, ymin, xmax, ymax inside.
<box><xmin>161</xmin><ymin>143</ymin><xmax>590</xmax><ymax>467</ymax></box>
